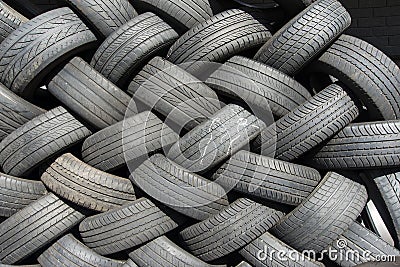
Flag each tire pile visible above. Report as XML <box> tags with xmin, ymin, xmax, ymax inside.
<box><xmin>0</xmin><ymin>0</ymin><xmax>399</xmax><ymax>266</ymax></box>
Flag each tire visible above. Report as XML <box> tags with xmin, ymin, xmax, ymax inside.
<box><xmin>79</xmin><ymin>197</ymin><xmax>183</xmax><ymax>255</ymax></box>
<box><xmin>254</xmin><ymin>0</ymin><xmax>351</xmax><ymax>76</ymax></box>
<box><xmin>91</xmin><ymin>12</ymin><xmax>178</xmax><ymax>86</ymax></box>
<box><xmin>121</xmin><ymin>259</ymin><xmax>138</xmax><ymax>267</ymax></box>
<box><xmin>0</xmin><ymin>173</ymin><xmax>47</xmax><ymax>217</ymax></box>
<box><xmin>48</xmin><ymin>57</ymin><xmax>132</xmax><ymax>130</ymax></box>
<box><xmin>236</xmin><ymin>262</ymin><xmax>253</xmax><ymax>267</ymax></box>
<box><xmin>180</xmin><ymin>198</ymin><xmax>283</xmax><ymax>262</ymax></box>
<box><xmin>309</xmin><ymin>121</ymin><xmax>400</xmax><ymax>170</ymax></box>
<box><xmin>0</xmin><ymin>106</ymin><xmax>91</xmax><ymax>177</ymax></box>
<box><xmin>240</xmin><ymin>232</ymin><xmax>323</xmax><ymax>267</ymax></box>
<box><xmin>307</xmin><ymin>34</ymin><xmax>400</xmax><ymax>120</ymax></box>
<box><xmin>128</xmin><ymin>56</ymin><xmax>222</xmax><ymax>132</ymax></box>
<box><xmin>38</xmin><ymin>234</ymin><xmax>125</xmax><ymax>267</ymax></box>
<box><xmin>0</xmin><ymin>7</ymin><xmax>97</xmax><ymax>98</ymax></box>
<box><xmin>0</xmin><ymin>83</ymin><xmax>45</xmax><ymax>141</ymax></box>
<box><xmin>166</xmin><ymin>9</ymin><xmax>271</xmax><ymax>65</ymax></box>
<box><xmin>233</xmin><ymin>0</ymin><xmax>276</xmax><ymax>8</ymax></box>
<box><xmin>65</xmin><ymin>0</ymin><xmax>138</xmax><ymax>38</ymax></box>
<box><xmin>328</xmin><ymin>222</ymin><xmax>400</xmax><ymax>267</ymax></box>
<box><xmin>131</xmin><ymin>154</ymin><xmax>229</xmax><ymax>220</ymax></box>
<box><xmin>213</xmin><ymin>150</ymin><xmax>321</xmax><ymax>206</ymax></box>
<box><xmin>270</xmin><ymin>172</ymin><xmax>368</xmax><ymax>253</ymax></box>
<box><xmin>81</xmin><ymin>111</ymin><xmax>179</xmax><ymax>172</ymax></box>
<box><xmin>129</xmin><ymin>236</ymin><xmax>223</xmax><ymax>267</ymax></box>
<box><xmin>167</xmin><ymin>104</ymin><xmax>266</xmax><ymax>174</ymax></box>
<box><xmin>254</xmin><ymin>84</ymin><xmax>359</xmax><ymax>162</ymax></box>
<box><xmin>0</xmin><ymin>1</ymin><xmax>27</xmax><ymax>43</ymax></box>
<box><xmin>205</xmin><ymin>56</ymin><xmax>311</xmax><ymax>118</ymax></box>
<box><xmin>41</xmin><ymin>153</ymin><xmax>136</xmax><ymax>212</ymax></box>
<box><xmin>0</xmin><ymin>193</ymin><xmax>85</xmax><ymax>264</ymax></box>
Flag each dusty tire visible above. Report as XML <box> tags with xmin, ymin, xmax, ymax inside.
<box><xmin>81</xmin><ymin>111</ymin><xmax>179</xmax><ymax>172</ymax></box>
<box><xmin>65</xmin><ymin>0</ymin><xmax>138</xmax><ymax>37</ymax></box>
<box><xmin>309</xmin><ymin>121</ymin><xmax>400</xmax><ymax>170</ymax></box>
<box><xmin>254</xmin><ymin>84</ymin><xmax>359</xmax><ymax>161</ymax></box>
<box><xmin>131</xmin><ymin>154</ymin><xmax>229</xmax><ymax>220</ymax></box>
<box><xmin>167</xmin><ymin>104</ymin><xmax>266</xmax><ymax>173</ymax></box>
<box><xmin>0</xmin><ymin>1</ymin><xmax>27</xmax><ymax>43</ymax></box>
<box><xmin>0</xmin><ymin>7</ymin><xmax>97</xmax><ymax>98</ymax></box>
<box><xmin>0</xmin><ymin>106</ymin><xmax>91</xmax><ymax>177</ymax></box>
<box><xmin>48</xmin><ymin>57</ymin><xmax>132</xmax><ymax>130</ymax></box>
<box><xmin>213</xmin><ymin>150</ymin><xmax>321</xmax><ymax>206</ymax></box>
<box><xmin>254</xmin><ymin>0</ymin><xmax>351</xmax><ymax>76</ymax></box>
<box><xmin>121</xmin><ymin>260</ymin><xmax>138</xmax><ymax>267</ymax></box>
<box><xmin>270</xmin><ymin>172</ymin><xmax>368</xmax><ymax>253</ymax></box>
<box><xmin>41</xmin><ymin>153</ymin><xmax>136</xmax><ymax>212</ymax></box>
<box><xmin>38</xmin><ymin>234</ymin><xmax>125</xmax><ymax>267</ymax></box>
<box><xmin>0</xmin><ymin>173</ymin><xmax>47</xmax><ymax>217</ymax></box>
<box><xmin>205</xmin><ymin>56</ymin><xmax>311</xmax><ymax>118</ymax></box>
<box><xmin>0</xmin><ymin>193</ymin><xmax>85</xmax><ymax>264</ymax></box>
<box><xmin>128</xmin><ymin>56</ymin><xmax>222</xmax><ymax>132</ymax></box>
<box><xmin>79</xmin><ymin>197</ymin><xmax>183</xmax><ymax>255</ymax></box>
<box><xmin>91</xmin><ymin>13</ymin><xmax>178</xmax><ymax>86</ymax></box>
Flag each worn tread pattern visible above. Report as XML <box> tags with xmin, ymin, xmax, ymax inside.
<box><xmin>91</xmin><ymin>12</ymin><xmax>178</xmax><ymax>86</ymax></box>
<box><xmin>79</xmin><ymin>198</ymin><xmax>183</xmax><ymax>255</ymax></box>
<box><xmin>0</xmin><ymin>7</ymin><xmax>97</xmax><ymax>97</ymax></box>
<box><xmin>0</xmin><ymin>106</ymin><xmax>91</xmax><ymax>177</ymax></box>
<box><xmin>180</xmin><ymin>198</ymin><xmax>284</xmax><ymax>261</ymax></box>
<box><xmin>271</xmin><ymin>172</ymin><xmax>368</xmax><ymax>253</ymax></box>
<box><xmin>213</xmin><ymin>150</ymin><xmax>321</xmax><ymax>206</ymax></box>
<box><xmin>41</xmin><ymin>153</ymin><xmax>136</xmax><ymax>212</ymax></box>
<box><xmin>121</xmin><ymin>259</ymin><xmax>138</xmax><ymax>267</ymax></box>
<box><xmin>0</xmin><ymin>1</ymin><xmax>27</xmax><ymax>43</ymax></box>
<box><xmin>0</xmin><ymin>193</ymin><xmax>85</xmax><ymax>264</ymax></box>
<box><xmin>48</xmin><ymin>57</ymin><xmax>132</xmax><ymax>130</ymax></box>
<box><xmin>0</xmin><ymin>172</ymin><xmax>47</xmax><ymax>217</ymax></box>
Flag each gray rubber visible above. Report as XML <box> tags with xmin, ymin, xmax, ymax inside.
<box><xmin>0</xmin><ymin>172</ymin><xmax>47</xmax><ymax>217</ymax></box>
<box><xmin>240</xmin><ymin>232</ymin><xmax>323</xmax><ymax>267</ymax></box>
<box><xmin>308</xmin><ymin>34</ymin><xmax>400</xmax><ymax>120</ymax></box>
<box><xmin>0</xmin><ymin>193</ymin><xmax>85</xmax><ymax>264</ymax></box>
<box><xmin>0</xmin><ymin>106</ymin><xmax>91</xmax><ymax>177</ymax></box>
<box><xmin>271</xmin><ymin>172</ymin><xmax>368</xmax><ymax>253</ymax></box>
<box><xmin>41</xmin><ymin>153</ymin><xmax>136</xmax><ymax>212</ymax></box>
<box><xmin>213</xmin><ymin>150</ymin><xmax>321</xmax><ymax>206</ymax></box>
<box><xmin>0</xmin><ymin>82</ymin><xmax>45</xmax><ymax>141</ymax></box>
<box><xmin>48</xmin><ymin>57</ymin><xmax>132</xmax><ymax>130</ymax></box>
<box><xmin>65</xmin><ymin>0</ymin><xmax>138</xmax><ymax>37</ymax></box>
<box><xmin>131</xmin><ymin>154</ymin><xmax>229</xmax><ymax>220</ymax></box>
<box><xmin>128</xmin><ymin>56</ymin><xmax>221</xmax><ymax>132</ymax></box>
<box><xmin>180</xmin><ymin>198</ymin><xmax>284</xmax><ymax>261</ymax></box>
<box><xmin>236</xmin><ymin>262</ymin><xmax>252</xmax><ymax>267</ymax></box>
<box><xmin>0</xmin><ymin>1</ymin><xmax>27</xmax><ymax>43</ymax></box>
<box><xmin>329</xmin><ymin>222</ymin><xmax>400</xmax><ymax>267</ymax></box>
<box><xmin>254</xmin><ymin>84</ymin><xmax>359</xmax><ymax>161</ymax></box>
<box><xmin>129</xmin><ymin>236</ymin><xmax>225</xmax><ymax>267</ymax></box>
<box><xmin>167</xmin><ymin>104</ymin><xmax>266</xmax><ymax>174</ymax></box>
<box><xmin>38</xmin><ymin>234</ymin><xmax>125</xmax><ymax>267</ymax></box>
<box><xmin>0</xmin><ymin>7</ymin><xmax>97</xmax><ymax>97</ymax></box>
<box><xmin>166</xmin><ymin>9</ymin><xmax>271</xmax><ymax>65</ymax></box>
<box><xmin>81</xmin><ymin>111</ymin><xmax>179</xmax><ymax>172</ymax></box>
<box><xmin>254</xmin><ymin>0</ymin><xmax>351</xmax><ymax>76</ymax></box>
<box><xmin>91</xmin><ymin>12</ymin><xmax>178</xmax><ymax>86</ymax></box>
<box><xmin>205</xmin><ymin>56</ymin><xmax>311</xmax><ymax>118</ymax></box>
<box><xmin>121</xmin><ymin>259</ymin><xmax>138</xmax><ymax>267</ymax></box>
<box><xmin>79</xmin><ymin>197</ymin><xmax>183</xmax><ymax>255</ymax></box>
<box><xmin>309</xmin><ymin>121</ymin><xmax>400</xmax><ymax>170</ymax></box>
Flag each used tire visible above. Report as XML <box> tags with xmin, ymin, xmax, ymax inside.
<box><xmin>0</xmin><ymin>7</ymin><xmax>97</xmax><ymax>98</ymax></box>
<box><xmin>0</xmin><ymin>1</ymin><xmax>27</xmax><ymax>43</ymax></box>
<box><xmin>0</xmin><ymin>193</ymin><xmax>85</xmax><ymax>264</ymax></box>
<box><xmin>0</xmin><ymin>173</ymin><xmax>47</xmax><ymax>217</ymax></box>
<box><xmin>122</xmin><ymin>260</ymin><xmax>138</xmax><ymax>267</ymax></box>
<box><xmin>213</xmin><ymin>150</ymin><xmax>321</xmax><ymax>206</ymax></box>
<box><xmin>0</xmin><ymin>106</ymin><xmax>91</xmax><ymax>177</ymax></box>
<box><xmin>79</xmin><ymin>197</ymin><xmax>183</xmax><ymax>255</ymax></box>
<box><xmin>41</xmin><ymin>153</ymin><xmax>136</xmax><ymax>212</ymax></box>
<box><xmin>91</xmin><ymin>12</ymin><xmax>178</xmax><ymax>86</ymax></box>
<box><xmin>131</xmin><ymin>154</ymin><xmax>229</xmax><ymax>220</ymax></box>
<box><xmin>270</xmin><ymin>172</ymin><xmax>368</xmax><ymax>253</ymax></box>
<box><xmin>81</xmin><ymin>111</ymin><xmax>179</xmax><ymax>172</ymax></box>
<box><xmin>128</xmin><ymin>56</ymin><xmax>222</xmax><ymax>132</ymax></box>
<box><xmin>48</xmin><ymin>57</ymin><xmax>132</xmax><ymax>130</ymax></box>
